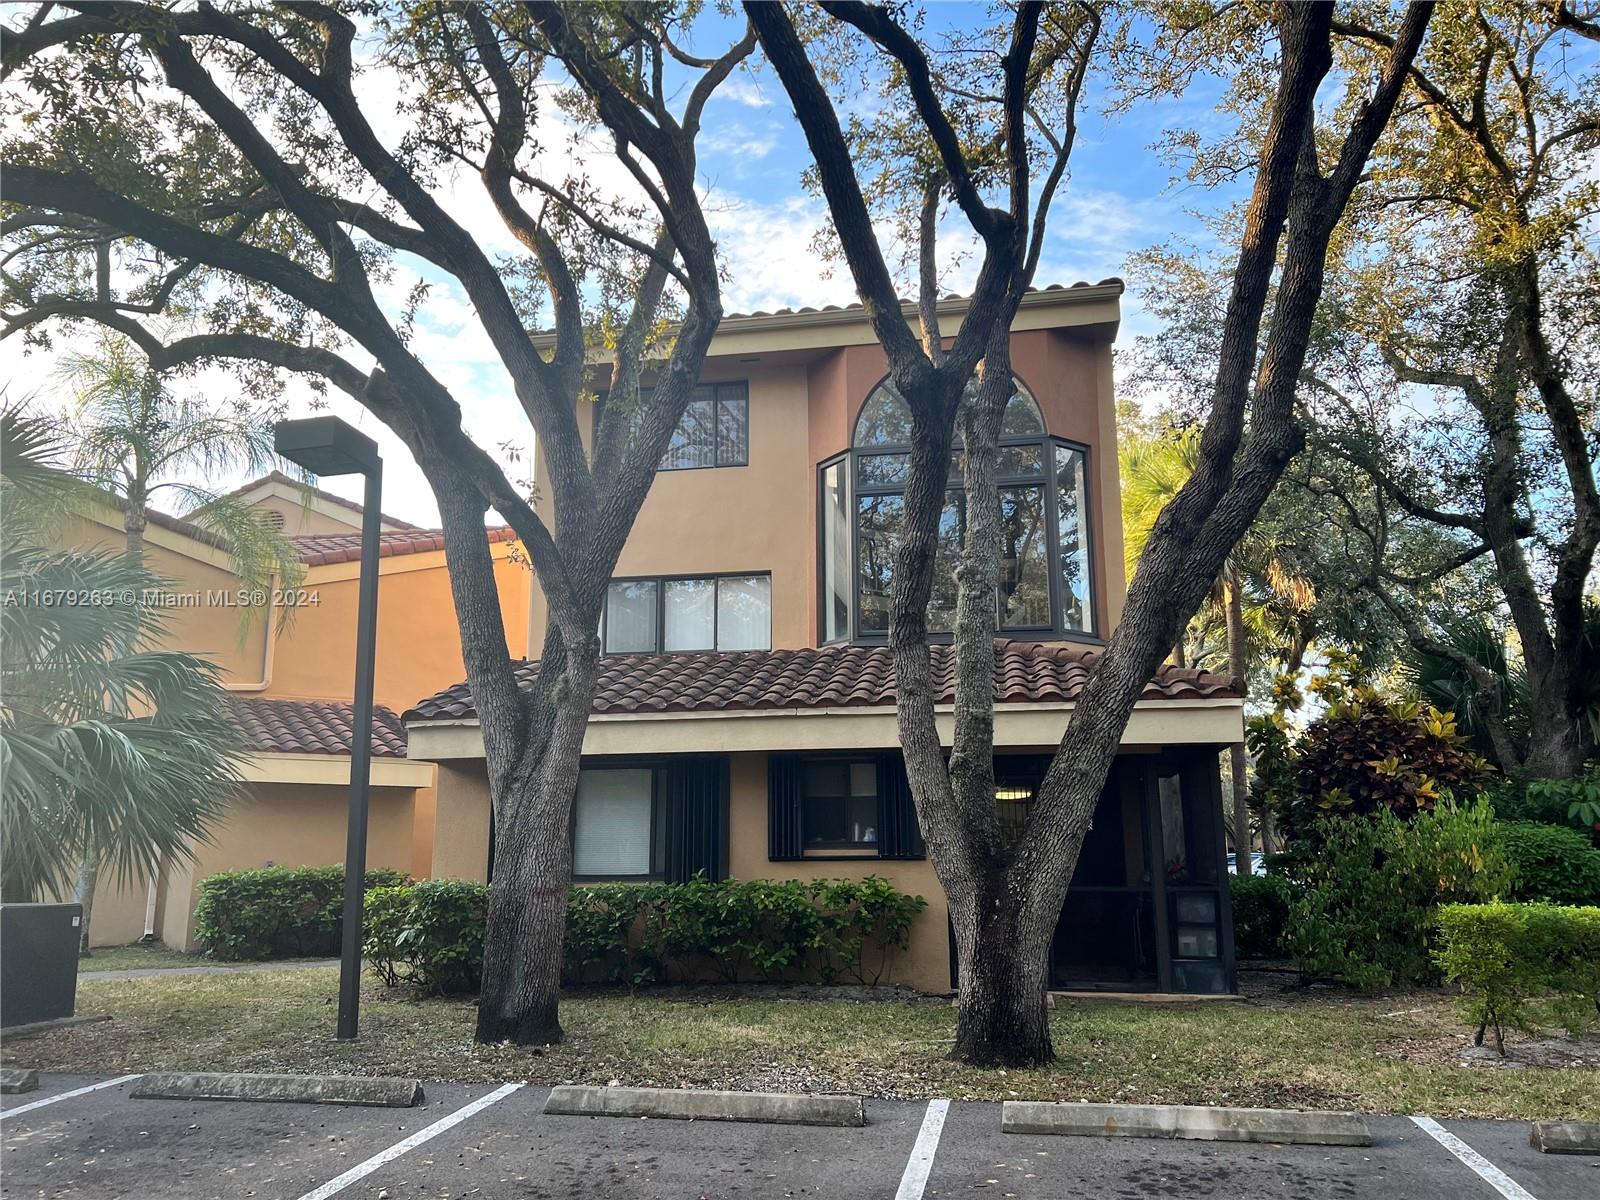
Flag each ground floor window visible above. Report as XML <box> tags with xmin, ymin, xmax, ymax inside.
<box><xmin>574</xmin><ymin>767</ymin><xmax>660</xmax><ymax>878</ymax></box>
<box><xmin>803</xmin><ymin>760</ymin><xmax>879</xmax><ymax>849</ymax></box>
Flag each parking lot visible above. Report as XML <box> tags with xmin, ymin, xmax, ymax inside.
<box><xmin>4</xmin><ymin>1073</ymin><xmax>1598</xmax><ymax>1199</ymax></box>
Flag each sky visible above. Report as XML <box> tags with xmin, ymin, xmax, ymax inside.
<box><xmin>2</xmin><ymin>4</ymin><xmax>1239</xmax><ymax>528</ymax></box>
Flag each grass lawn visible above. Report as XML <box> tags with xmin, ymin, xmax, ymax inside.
<box><xmin>76</xmin><ymin>942</ymin><xmax>207</xmax><ymax>972</ymax></box>
<box><xmin>6</xmin><ymin>967</ymin><xmax>1594</xmax><ymax>1121</ymax></box>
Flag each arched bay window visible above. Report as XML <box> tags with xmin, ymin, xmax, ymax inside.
<box><xmin>819</xmin><ymin>377</ymin><xmax>1095</xmax><ymax>643</ymax></box>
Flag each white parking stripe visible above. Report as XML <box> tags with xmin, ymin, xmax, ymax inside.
<box><xmin>1411</xmin><ymin>1115</ymin><xmax>1539</xmax><ymax>1200</ymax></box>
<box><xmin>0</xmin><ymin>1074</ymin><xmax>142</xmax><ymax>1121</ymax></box>
<box><xmin>894</xmin><ymin>1098</ymin><xmax>950</xmax><ymax>1200</ymax></box>
<box><xmin>294</xmin><ymin>1082</ymin><xmax>523</xmax><ymax>1200</ymax></box>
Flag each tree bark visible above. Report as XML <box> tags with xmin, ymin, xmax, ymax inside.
<box><xmin>1225</xmin><ymin>563</ymin><xmax>1251</xmax><ymax>868</ymax></box>
<box><xmin>948</xmin><ymin>878</ymin><xmax>1054</xmax><ymax>1066</ymax></box>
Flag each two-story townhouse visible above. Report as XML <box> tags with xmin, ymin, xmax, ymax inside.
<box><xmin>75</xmin><ymin>476</ymin><xmax>529</xmax><ymax>950</ymax></box>
<box><xmin>409</xmin><ymin>280</ymin><xmax>1245</xmax><ymax>996</ymax></box>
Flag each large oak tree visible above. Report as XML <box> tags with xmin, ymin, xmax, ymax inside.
<box><xmin>1</xmin><ymin>0</ymin><xmax>753</xmax><ymax>1044</ymax></box>
<box><xmin>755</xmin><ymin>0</ymin><xmax>1431</xmax><ymax>1065</ymax></box>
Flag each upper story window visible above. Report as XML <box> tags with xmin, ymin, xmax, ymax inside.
<box><xmin>591</xmin><ymin>381</ymin><xmax>749</xmax><ymax>472</ymax></box>
<box><xmin>661</xmin><ymin>381</ymin><xmax>748</xmax><ymax>470</ymax></box>
<box><xmin>821</xmin><ymin>377</ymin><xmax>1096</xmax><ymax>643</ymax></box>
<box><xmin>603</xmin><ymin>572</ymin><xmax>772</xmax><ymax>655</ymax></box>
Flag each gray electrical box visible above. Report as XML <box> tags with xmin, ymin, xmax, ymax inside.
<box><xmin>1</xmin><ymin>903</ymin><xmax>82</xmax><ymax>1028</ymax></box>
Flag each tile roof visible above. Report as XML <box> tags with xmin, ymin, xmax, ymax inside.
<box><xmin>715</xmin><ymin>279</ymin><xmax>1125</xmax><ymax>323</ymax></box>
<box><xmin>222</xmin><ymin>697</ymin><xmax>408</xmax><ymax>758</ymax></box>
<box><xmin>293</xmin><ymin>525</ymin><xmax>519</xmax><ymax>566</ymax></box>
<box><xmin>403</xmin><ymin>640</ymin><xmax>1239</xmax><ymax>723</ymax></box>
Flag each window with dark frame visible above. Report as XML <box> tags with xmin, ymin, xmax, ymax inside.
<box><xmin>801</xmin><ymin>759</ymin><xmax>879</xmax><ymax>850</ymax></box>
<box><xmin>589</xmin><ymin>380</ymin><xmax>750</xmax><ymax>472</ymax></box>
<box><xmin>602</xmin><ymin>572</ymin><xmax>771</xmax><ymax>656</ymax></box>
<box><xmin>819</xmin><ymin>376</ymin><xmax>1097</xmax><ymax>644</ymax></box>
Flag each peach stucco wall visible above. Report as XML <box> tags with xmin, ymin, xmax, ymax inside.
<box><xmin>89</xmin><ymin>781</ymin><xmax>417</xmax><ymax>950</ymax></box>
<box><xmin>427</xmin><ymin>754</ymin><xmax>952</xmax><ymax>993</ymax></box>
<box><xmin>528</xmin><ymin>323</ymin><xmax>1125</xmax><ymax>655</ymax></box>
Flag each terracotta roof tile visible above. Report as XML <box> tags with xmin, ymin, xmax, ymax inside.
<box><xmin>403</xmin><ymin>640</ymin><xmax>1238</xmax><ymax>723</ymax></box>
<box><xmin>222</xmin><ymin>697</ymin><xmax>407</xmax><ymax>757</ymax></box>
<box><xmin>293</xmin><ymin>526</ymin><xmax>518</xmax><ymax>566</ymax></box>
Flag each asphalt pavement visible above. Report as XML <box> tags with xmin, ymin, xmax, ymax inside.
<box><xmin>3</xmin><ymin>1072</ymin><xmax>1597</xmax><ymax>1199</ymax></box>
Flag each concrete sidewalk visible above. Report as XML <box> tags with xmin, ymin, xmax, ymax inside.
<box><xmin>77</xmin><ymin>959</ymin><xmax>337</xmax><ymax>982</ymax></box>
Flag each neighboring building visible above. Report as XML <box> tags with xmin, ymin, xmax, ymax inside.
<box><xmin>408</xmin><ymin>282</ymin><xmax>1246</xmax><ymax>995</ymax></box>
<box><xmin>78</xmin><ymin>478</ymin><xmax>529</xmax><ymax>949</ymax></box>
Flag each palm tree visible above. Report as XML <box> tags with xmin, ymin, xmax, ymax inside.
<box><xmin>1121</xmin><ymin>426</ymin><xmax>1316</xmax><ymax>859</ymax></box>
<box><xmin>55</xmin><ymin>336</ymin><xmax>304</xmax><ymax>946</ymax></box>
<box><xmin>60</xmin><ymin>334</ymin><xmax>301</xmax><ymax>579</ymax></box>
<box><xmin>0</xmin><ymin>412</ymin><xmax>239</xmax><ymax>907</ymax></box>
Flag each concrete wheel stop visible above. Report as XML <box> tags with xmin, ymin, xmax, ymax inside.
<box><xmin>1002</xmin><ymin>1101</ymin><xmax>1371</xmax><ymax>1146</ymax></box>
<box><xmin>131</xmin><ymin>1072</ymin><xmax>423</xmax><ymax>1107</ymax></box>
<box><xmin>543</xmin><ymin>1084</ymin><xmax>866</xmax><ymax>1127</ymax></box>
<box><xmin>0</xmin><ymin>1067</ymin><xmax>40</xmax><ymax>1094</ymax></box>
<box><xmin>1530</xmin><ymin>1120</ymin><xmax>1600</xmax><ymax>1155</ymax></box>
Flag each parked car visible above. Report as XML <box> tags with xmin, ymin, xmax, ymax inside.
<box><xmin>1227</xmin><ymin>851</ymin><xmax>1267</xmax><ymax>876</ymax></box>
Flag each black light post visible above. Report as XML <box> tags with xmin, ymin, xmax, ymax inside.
<box><xmin>274</xmin><ymin>416</ymin><xmax>382</xmax><ymax>1041</ymax></box>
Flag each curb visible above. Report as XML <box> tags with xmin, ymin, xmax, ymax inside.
<box><xmin>1002</xmin><ymin>1101</ymin><xmax>1371</xmax><ymax>1146</ymax></box>
<box><xmin>1530</xmin><ymin>1120</ymin><xmax>1600</xmax><ymax>1156</ymax></box>
<box><xmin>1</xmin><ymin>1014</ymin><xmax>111</xmax><ymax>1038</ymax></box>
<box><xmin>131</xmin><ymin>1072</ymin><xmax>423</xmax><ymax>1108</ymax></box>
<box><xmin>0</xmin><ymin>1068</ymin><xmax>39</xmax><ymax>1095</ymax></box>
<box><xmin>543</xmin><ymin>1085</ymin><xmax>866</xmax><ymax>1127</ymax></box>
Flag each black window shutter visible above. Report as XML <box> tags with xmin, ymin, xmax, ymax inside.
<box><xmin>767</xmin><ymin>754</ymin><xmax>805</xmax><ymax>860</ymax></box>
<box><xmin>876</xmin><ymin>752</ymin><xmax>925</xmax><ymax>859</ymax></box>
<box><xmin>662</xmin><ymin>758</ymin><xmax>727</xmax><ymax>883</ymax></box>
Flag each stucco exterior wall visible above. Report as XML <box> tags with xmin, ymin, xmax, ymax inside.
<box><xmin>430</xmin><ymin>763</ymin><xmax>494</xmax><ymax>883</ymax></box>
<box><xmin>268</xmin><ymin>551</ymin><xmax>531</xmax><ymax>716</ymax></box>
<box><xmin>142</xmin><ymin>782</ymin><xmax>417</xmax><ymax>952</ymax></box>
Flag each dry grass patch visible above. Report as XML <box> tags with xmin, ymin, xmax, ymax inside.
<box><xmin>3</xmin><ymin>967</ymin><xmax>1593</xmax><ymax>1120</ymax></box>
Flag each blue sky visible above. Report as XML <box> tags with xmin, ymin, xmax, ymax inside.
<box><xmin>6</xmin><ymin>5</ymin><xmax>1241</xmax><ymax>528</ymax></box>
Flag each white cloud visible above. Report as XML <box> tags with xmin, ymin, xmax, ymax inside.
<box><xmin>714</xmin><ymin>78</ymin><xmax>773</xmax><ymax>109</ymax></box>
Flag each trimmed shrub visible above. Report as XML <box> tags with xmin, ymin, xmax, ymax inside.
<box><xmin>1229</xmin><ymin>873</ymin><xmax>1294</xmax><ymax>958</ymax></box>
<box><xmin>1286</xmin><ymin>798</ymin><xmax>1511</xmax><ymax>988</ymax></box>
<box><xmin>364</xmin><ymin>879</ymin><xmax>488</xmax><ymax>994</ymax></box>
<box><xmin>1494</xmin><ymin>821</ymin><xmax>1600</xmax><ymax>905</ymax></box>
<box><xmin>364</xmin><ymin>876</ymin><xmax>928</xmax><ymax>995</ymax></box>
<box><xmin>195</xmin><ymin>865</ymin><xmax>409</xmax><ymax>960</ymax></box>
<box><xmin>1435</xmin><ymin>903</ymin><xmax>1600</xmax><ymax>1053</ymax></box>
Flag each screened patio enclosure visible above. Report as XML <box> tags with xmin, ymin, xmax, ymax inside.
<box><xmin>986</xmin><ymin>752</ymin><xmax>1237</xmax><ymax>995</ymax></box>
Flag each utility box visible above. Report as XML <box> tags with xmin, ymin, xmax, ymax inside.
<box><xmin>1</xmin><ymin>903</ymin><xmax>81</xmax><ymax>1028</ymax></box>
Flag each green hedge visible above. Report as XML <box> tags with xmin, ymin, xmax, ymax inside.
<box><xmin>1494</xmin><ymin>821</ymin><xmax>1600</xmax><ymax>905</ymax></box>
<box><xmin>195</xmin><ymin>865</ymin><xmax>410</xmax><ymax>960</ymax></box>
<box><xmin>1229</xmin><ymin>873</ymin><xmax>1294</xmax><ymax>958</ymax></box>
<box><xmin>1435</xmin><ymin>903</ymin><xmax>1600</xmax><ymax>1053</ymax></box>
<box><xmin>365</xmin><ymin>875</ymin><xmax>927</xmax><ymax>995</ymax></box>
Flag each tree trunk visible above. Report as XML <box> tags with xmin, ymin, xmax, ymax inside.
<box><xmin>1224</xmin><ymin>563</ymin><xmax>1251</xmax><ymax>868</ymax></box>
<box><xmin>473</xmin><ymin>629</ymin><xmax>596</xmax><ymax>1045</ymax></box>
<box><xmin>73</xmin><ymin>849</ymin><xmax>100</xmax><ymax>955</ymax></box>
<box><xmin>948</xmin><ymin>881</ymin><xmax>1054</xmax><ymax>1067</ymax></box>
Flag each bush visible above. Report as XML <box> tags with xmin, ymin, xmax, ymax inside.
<box><xmin>1486</xmin><ymin>767</ymin><xmax>1600</xmax><ymax>847</ymax></box>
<box><xmin>1285</xmin><ymin>798</ymin><xmax>1511</xmax><ymax>988</ymax></box>
<box><xmin>1229</xmin><ymin>873</ymin><xmax>1294</xmax><ymax>958</ymax></box>
<box><xmin>1435</xmin><ymin>903</ymin><xmax>1600</xmax><ymax>1053</ymax></box>
<box><xmin>365</xmin><ymin>876</ymin><xmax>927</xmax><ymax>995</ymax></box>
<box><xmin>1277</xmin><ymin>690</ymin><xmax>1494</xmax><ymax>844</ymax></box>
<box><xmin>1494</xmin><ymin>821</ymin><xmax>1600</xmax><ymax>905</ymax></box>
<box><xmin>364</xmin><ymin>879</ymin><xmax>488</xmax><ymax>994</ymax></box>
<box><xmin>195</xmin><ymin>865</ymin><xmax>409</xmax><ymax>960</ymax></box>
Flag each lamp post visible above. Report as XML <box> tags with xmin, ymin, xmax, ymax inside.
<box><xmin>274</xmin><ymin>416</ymin><xmax>382</xmax><ymax>1041</ymax></box>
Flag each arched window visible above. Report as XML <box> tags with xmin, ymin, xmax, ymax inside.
<box><xmin>819</xmin><ymin>375</ymin><xmax>1094</xmax><ymax>642</ymax></box>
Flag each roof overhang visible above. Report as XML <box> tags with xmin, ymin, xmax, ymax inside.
<box><xmin>532</xmin><ymin>282</ymin><xmax>1124</xmax><ymax>367</ymax></box>
<box><xmin>405</xmin><ymin>696</ymin><xmax>1243</xmax><ymax>762</ymax></box>
<box><xmin>238</xmin><ymin>750</ymin><xmax>435</xmax><ymax>788</ymax></box>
